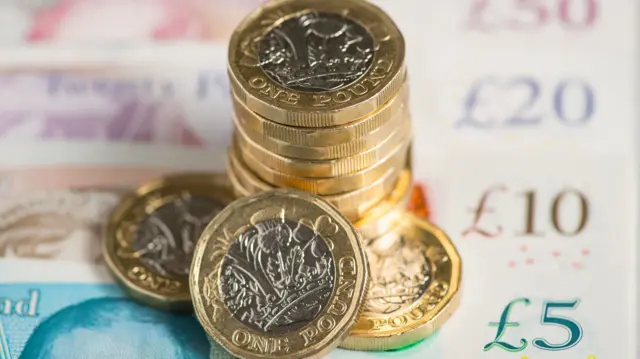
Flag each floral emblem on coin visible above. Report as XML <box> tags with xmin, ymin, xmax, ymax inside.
<box><xmin>218</xmin><ymin>210</ymin><xmax>337</xmax><ymax>333</ymax></box>
<box><xmin>132</xmin><ymin>192</ymin><xmax>224</xmax><ymax>277</ymax></box>
<box><xmin>257</xmin><ymin>11</ymin><xmax>375</xmax><ymax>92</ymax></box>
<box><xmin>365</xmin><ymin>233</ymin><xmax>432</xmax><ymax>314</ymax></box>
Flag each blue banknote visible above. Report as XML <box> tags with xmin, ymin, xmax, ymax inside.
<box><xmin>0</xmin><ymin>283</ymin><xmax>235</xmax><ymax>359</ymax></box>
<box><xmin>0</xmin><ymin>281</ymin><xmax>442</xmax><ymax>359</ymax></box>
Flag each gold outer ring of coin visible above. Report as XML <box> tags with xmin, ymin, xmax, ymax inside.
<box><xmin>235</xmin><ymin>137</ymin><xmax>410</xmax><ymax>194</ymax></box>
<box><xmin>103</xmin><ymin>173</ymin><xmax>235</xmax><ymax>311</ymax></box>
<box><xmin>190</xmin><ymin>189</ymin><xmax>369</xmax><ymax>359</ymax></box>
<box><xmin>232</xmin><ymin>83</ymin><xmax>408</xmax><ymax>148</ymax></box>
<box><xmin>228</xmin><ymin>0</ymin><xmax>406</xmax><ymax>127</ymax></box>
<box><xmin>353</xmin><ymin>167</ymin><xmax>412</xmax><ymax>239</ymax></box>
<box><xmin>228</xmin><ymin>148</ymin><xmax>402</xmax><ymax>221</ymax></box>
<box><xmin>341</xmin><ymin>212</ymin><xmax>462</xmax><ymax>350</ymax></box>
<box><xmin>234</xmin><ymin>121</ymin><xmax>411</xmax><ymax>178</ymax></box>
<box><xmin>234</xmin><ymin>105</ymin><xmax>410</xmax><ymax>160</ymax></box>
<box><xmin>229</xmin><ymin>151</ymin><xmax>413</xmax><ymax>239</ymax></box>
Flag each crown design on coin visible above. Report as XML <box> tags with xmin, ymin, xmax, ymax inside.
<box><xmin>218</xmin><ymin>208</ymin><xmax>337</xmax><ymax>333</ymax></box>
<box><xmin>243</xmin><ymin>10</ymin><xmax>375</xmax><ymax>92</ymax></box>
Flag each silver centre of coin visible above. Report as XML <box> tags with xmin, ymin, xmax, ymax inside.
<box><xmin>133</xmin><ymin>193</ymin><xmax>225</xmax><ymax>278</ymax></box>
<box><xmin>258</xmin><ymin>11</ymin><xmax>375</xmax><ymax>92</ymax></box>
<box><xmin>365</xmin><ymin>233</ymin><xmax>432</xmax><ymax>314</ymax></box>
<box><xmin>219</xmin><ymin>218</ymin><xmax>335</xmax><ymax>334</ymax></box>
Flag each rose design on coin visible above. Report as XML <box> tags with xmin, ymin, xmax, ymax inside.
<box><xmin>133</xmin><ymin>192</ymin><xmax>225</xmax><ymax>278</ymax></box>
<box><xmin>258</xmin><ymin>12</ymin><xmax>375</xmax><ymax>92</ymax></box>
<box><xmin>365</xmin><ymin>233</ymin><xmax>432</xmax><ymax>314</ymax></box>
<box><xmin>219</xmin><ymin>218</ymin><xmax>335</xmax><ymax>333</ymax></box>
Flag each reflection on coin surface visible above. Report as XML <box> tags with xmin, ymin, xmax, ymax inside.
<box><xmin>353</xmin><ymin>168</ymin><xmax>412</xmax><ymax>239</ymax></box>
<box><xmin>190</xmin><ymin>189</ymin><xmax>368</xmax><ymax>359</ymax></box>
<box><xmin>342</xmin><ymin>212</ymin><xmax>462</xmax><ymax>351</ymax></box>
<box><xmin>104</xmin><ymin>173</ymin><xmax>235</xmax><ymax>311</ymax></box>
<box><xmin>228</xmin><ymin>0</ymin><xmax>405</xmax><ymax>126</ymax></box>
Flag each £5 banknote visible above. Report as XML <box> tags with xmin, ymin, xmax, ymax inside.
<box><xmin>0</xmin><ymin>259</ymin><xmax>226</xmax><ymax>359</ymax></box>
<box><xmin>0</xmin><ymin>150</ymin><xmax>635</xmax><ymax>359</ymax></box>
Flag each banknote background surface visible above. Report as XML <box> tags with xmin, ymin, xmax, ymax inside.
<box><xmin>0</xmin><ymin>1</ymin><xmax>638</xmax><ymax>358</ymax></box>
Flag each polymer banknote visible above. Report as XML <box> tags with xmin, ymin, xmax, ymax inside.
<box><xmin>0</xmin><ymin>152</ymin><xmax>635</xmax><ymax>359</ymax></box>
<box><xmin>0</xmin><ymin>68</ymin><xmax>230</xmax><ymax>264</ymax></box>
<box><xmin>0</xmin><ymin>1</ymin><xmax>636</xmax><ymax>358</ymax></box>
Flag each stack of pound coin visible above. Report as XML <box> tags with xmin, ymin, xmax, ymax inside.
<box><xmin>226</xmin><ymin>0</ymin><xmax>411</xmax><ymax>237</ymax></box>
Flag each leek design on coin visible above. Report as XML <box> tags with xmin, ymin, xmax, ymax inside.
<box><xmin>103</xmin><ymin>174</ymin><xmax>235</xmax><ymax>311</ymax></box>
<box><xmin>228</xmin><ymin>0</ymin><xmax>406</xmax><ymax>126</ymax></box>
<box><xmin>342</xmin><ymin>212</ymin><xmax>462</xmax><ymax>351</ymax></box>
<box><xmin>190</xmin><ymin>189</ymin><xmax>368</xmax><ymax>359</ymax></box>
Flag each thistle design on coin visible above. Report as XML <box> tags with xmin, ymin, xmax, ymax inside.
<box><xmin>104</xmin><ymin>174</ymin><xmax>235</xmax><ymax>311</ymax></box>
<box><xmin>258</xmin><ymin>12</ymin><xmax>375</xmax><ymax>92</ymax></box>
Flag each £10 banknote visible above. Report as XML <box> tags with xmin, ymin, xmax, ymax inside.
<box><xmin>0</xmin><ymin>1</ymin><xmax>638</xmax><ymax>358</ymax></box>
<box><xmin>0</xmin><ymin>151</ymin><xmax>636</xmax><ymax>359</ymax></box>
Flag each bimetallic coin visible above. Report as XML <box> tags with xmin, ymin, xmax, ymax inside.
<box><xmin>227</xmin><ymin>155</ymin><xmax>253</xmax><ymax>199</ymax></box>
<box><xmin>228</xmin><ymin>147</ymin><xmax>273</xmax><ymax>194</ymax></box>
<box><xmin>228</xmin><ymin>0</ymin><xmax>406</xmax><ymax>127</ymax></box>
<box><xmin>342</xmin><ymin>213</ymin><xmax>462</xmax><ymax>350</ymax></box>
<box><xmin>232</xmin><ymin>83</ymin><xmax>408</xmax><ymax>149</ymax></box>
<box><xmin>235</xmin><ymin>110</ymin><xmax>411</xmax><ymax>178</ymax></box>
<box><xmin>234</xmin><ymin>106</ymin><xmax>410</xmax><ymax>161</ymax></box>
<box><xmin>353</xmin><ymin>168</ymin><xmax>412</xmax><ymax>239</ymax></box>
<box><xmin>235</xmin><ymin>119</ymin><xmax>410</xmax><ymax>177</ymax></box>
<box><xmin>228</xmin><ymin>149</ymin><xmax>402</xmax><ymax>221</ymax></box>
<box><xmin>190</xmin><ymin>189</ymin><xmax>369</xmax><ymax>359</ymax></box>
<box><xmin>103</xmin><ymin>173</ymin><xmax>235</xmax><ymax>311</ymax></box>
<box><xmin>236</xmin><ymin>137</ymin><xmax>410</xmax><ymax>195</ymax></box>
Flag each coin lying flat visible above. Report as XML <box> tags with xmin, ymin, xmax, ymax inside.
<box><xmin>232</xmin><ymin>84</ymin><xmax>408</xmax><ymax>149</ymax></box>
<box><xmin>229</xmin><ymin>148</ymin><xmax>402</xmax><ymax>221</ymax></box>
<box><xmin>228</xmin><ymin>0</ymin><xmax>406</xmax><ymax>127</ymax></box>
<box><xmin>237</xmin><ymin>138</ymin><xmax>410</xmax><ymax>195</ymax></box>
<box><xmin>342</xmin><ymin>212</ymin><xmax>462</xmax><ymax>350</ymax></box>
<box><xmin>353</xmin><ymin>167</ymin><xmax>412</xmax><ymax>239</ymax></box>
<box><xmin>235</xmin><ymin>108</ymin><xmax>411</xmax><ymax>161</ymax></box>
<box><xmin>190</xmin><ymin>189</ymin><xmax>369</xmax><ymax>359</ymax></box>
<box><xmin>234</xmin><ymin>119</ymin><xmax>410</xmax><ymax>178</ymax></box>
<box><xmin>103</xmin><ymin>173</ymin><xmax>235</xmax><ymax>311</ymax></box>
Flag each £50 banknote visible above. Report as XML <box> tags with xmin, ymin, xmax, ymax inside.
<box><xmin>0</xmin><ymin>0</ymin><xmax>265</xmax><ymax>44</ymax></box>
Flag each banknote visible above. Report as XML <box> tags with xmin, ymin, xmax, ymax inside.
<box><xmin>2</xmin><ymin>149</ymin><xmax>634</xmax><ymax>359</ymax></box>
<box><xmin>0</xmin><ymin>69</ymin><xmax>432</xmax><ymax>266</ymax></box>
<box><xmin>0</xmin><ymin>259</ymin><xmax>443</xmax><ymax>359</ymax></box>
<box><xmin>411</xmin><ymin>151</ymin><xmax>637</xmax><ymax>359</ymax></box>
<box><xmin>0</xmin><ymin>259</ymin><xmax>224</xmax><ymax>359</ymax></box>
<box><xmin>0</xmin><ymin>68</ymin><xmax>231</xmax><ymax>265</ymax></box>
<box><xmin>0</xmin><ymin>0</ymin><xmax>266</xmax><ymax>44</ymax></box>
